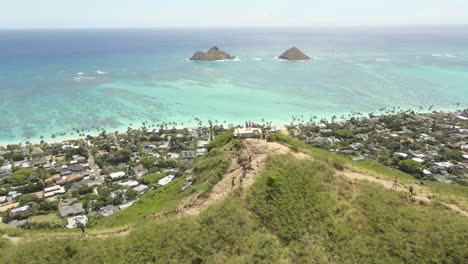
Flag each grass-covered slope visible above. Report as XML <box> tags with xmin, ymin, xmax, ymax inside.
<box><xmin>269</xmin><ymin>133</ymin><xmax>468</xmax><ymax>211</ymax></box>
<box><xmin>1</xmin><ymin>153</ymin><xmax>467</xmax><ymax>263</ymax></box>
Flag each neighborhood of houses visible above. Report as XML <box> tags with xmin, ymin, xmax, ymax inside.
<box><xmin>0</xmin><ymin>125</ymin><xmax>228</xmax><ymax>229</ymax></box>
<box><xmin>1</xmin><ymin>109</ymin><xmax>467</xmax><ymax>230</ymax></box>
<box><xmin>287</xmin><ymin>109</ymin><xmax>468</xmax><ymax>185</ymax></box>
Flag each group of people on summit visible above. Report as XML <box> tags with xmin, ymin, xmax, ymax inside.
<box><xmin>232</xmin><ymin>155</ymin><xmax>253</xmax><ymax>190</ymax></box>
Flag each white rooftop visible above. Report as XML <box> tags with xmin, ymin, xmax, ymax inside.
<box><xmin>110</xmin><ymin>171</ymin><xmax>126</xmax><ymax>179</ymax></box>
<box><xmin>395</xmin><ymin>152</ymin><xmax>408</xmax><ymax>158</ymax></box>
<box><xmin>118</xmin><ymin>180</ymin><xmax>139</xmax><ymax>187</ymax></box>
<box><xmin>66</xmin><ymin>215</ymin><xmax>88</xmax><ymax>229</ymax></box>
<box><xmin>158</xmin><ymin>175</ymin><xmax>175</xmax><ymax>186</ymax></box>
<box><xmin>435</xmin><ymin>162</ymin><xmax>454</xmax><ymax>168</ymax></box>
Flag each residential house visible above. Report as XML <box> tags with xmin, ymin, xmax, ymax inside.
<box><xmin>44</xmin><ymin>185</ymin><xmax>66</xmax><ymax>198</ymax></box>
<box><xmin>99</xmin><ymin>205</ymin><xmax>119</xmax><ymax>217</ymax></box>
<box><xmin>60</xmin><ymin>203</ymin><xmax>85</xmax><ymax>218</ymax></box>
<box><xmin>133</xmin><ymin>184</ymin><xmax>148</xmax><ymax>193</ymax></box>
<box><xmin>11</xmin><ymin>205</ymin><xmax>30</xmax><ymax>216</ymax></box>
<box><xmin>66</xmin><ymin>215</ymin><xmax>88</xmax><ymax>229</ymax></box>
<box><xmin>109</xmin><ymin>171</ymin><xmax>126</xmax><ymax>181</ymax></box>
<box><xmin>158</xmin><ymin>175</ymin><xmax>175</xmax><ymax>186</ymax></box>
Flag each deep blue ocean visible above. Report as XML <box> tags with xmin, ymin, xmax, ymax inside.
<box><xmin>1</xmin><ymin>27</ymin><xmax>468</xmax><ymax>144</ymax></box>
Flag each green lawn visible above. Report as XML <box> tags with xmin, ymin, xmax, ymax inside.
<box><xmin>30</xmin><ymin>213</ymin><xmax>66</xmax><ymax>226</ymax></box>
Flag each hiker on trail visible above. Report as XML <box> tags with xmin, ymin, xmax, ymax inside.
<box><xmin>409</xmin><ymin>183</ymin><xmax>414</xmax><ymax>196</ymax></box>
<box><xmin>393</xmin><ymin>178</ymin><xmax>398</xmax><ymax>188</ymax></box>
<box><xmin>248</xmin><ymin>155</ymin><xmax>252</xmax><ymax>163</ymax></box>
<box><xmin>78</xmin><ymin>222</ymin><xmax>85</xmax><ymax>235</ymax></box>
<box><xmin>232</xmin><ymin>177</ymin><xmax>236</xmax><ymax>190</ymax></box>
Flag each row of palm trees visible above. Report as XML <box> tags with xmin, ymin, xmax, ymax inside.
<box><xmin>14</xmin><ymin>101</ymin><xmax>463</xmax><ymax>146</ymax></box>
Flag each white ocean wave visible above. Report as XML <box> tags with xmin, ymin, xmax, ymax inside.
<box><xmin>194</xmin><ymin>67</ymin><xmax>216</xmax><ymax>71</ymax></box>
<box><xmin>376</xmin><ymin>58</ymin><xmax>391</xmax><ymax>62</ymax></box>
<box><xmin>252</xmin><ymin>58</ymin><xmax>263</xmax><ymax>61</ymax></box>
<box><xmin>187</xmin><ymin>58</ymin><xmax>239</xmax><ymax>62</ymax></box>
<box><xmin>96</xmin><ymin>70</ymin><xmax>108</xmax><ymax>74</ymax></box>
<box><xmin>76</xmin><ymin>72</ymin><xmax>84</xmax><ymax>75</ymax></box>
<box><xmin>214</xmin><ymin>58</ymin><xmax>240</xmax><ymax>62</ymax></box>
<box><xmin>73</xmin><ymin>76</ymin><xmax>97</xmax><ymax>82</ymax></box>
<box><xmin>275</xmin><ymin>56</ymin><xmax>313</xmax><ymax>62</ymax></box>
<box><xmin>432</xmin><ymin>53</ymin><xmax>457</xmax><ymax>58</ymax></box>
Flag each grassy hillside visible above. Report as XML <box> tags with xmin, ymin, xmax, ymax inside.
<box><xmin>269</xmin><ymin>133</ymin><xmax>468</xmax><ymax>210</ymax></box>
<box><xmin>1</xmin><ymin>151</ymin><xmax>467</xmax><ymax>263</ymax></box>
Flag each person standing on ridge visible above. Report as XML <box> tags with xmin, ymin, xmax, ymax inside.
<box><xmin>409</xmin><ymin>183</ymin><xmax>415</xmax><ymax>196</ymax></box>
<box><xmin>231</xmin><ymin>177</ymin><xmax>236</xmax><ymax>190</ymax></box>
<box><xmin>393</xmin><ymin>177</ymin><xmax>398</xmax><ymax>188</ymax></box>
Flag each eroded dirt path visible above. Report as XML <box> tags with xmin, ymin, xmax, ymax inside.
<box><xmin>339</xmin><ymin>170</ymin><xmax>468</xmax><ymax>217</ymax></box>
<box><xmin>180</xmin><ymin>139</ymin><xmax>308</xmax><ymax>215</ymax></box>
<box><xmin>2</xmin><ymin>226</ymin><xmax>131</xmax><ymax>245</ymax></box>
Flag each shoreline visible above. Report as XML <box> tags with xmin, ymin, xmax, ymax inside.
<box><xmin>1</xmin><ymin>107</ymin><xmax>465</xmax><ymax>148</ymax></box>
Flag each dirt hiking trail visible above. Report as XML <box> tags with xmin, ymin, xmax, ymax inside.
<box><xmin>180</xmin><ymin>139</ymin><xmax>308</xmax><ymax>215</ymax></box>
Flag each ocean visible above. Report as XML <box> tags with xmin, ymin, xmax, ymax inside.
<box><xmin>1</xmin><ymin>27</ymin><xmax>468</xmax><ymax>145</ymax></box>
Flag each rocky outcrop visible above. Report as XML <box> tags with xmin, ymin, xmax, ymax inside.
<box><xmin>190</xmin><ymin>47</ymin><xmax>234</xmax><ymax>61</ymax></box>
<box><xmin>278</xmin><ymin>47</ymin><xmax>311</xmax><ymax>60</ymax></box>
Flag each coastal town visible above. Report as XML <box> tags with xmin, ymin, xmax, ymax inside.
<box><xmin>287</xmin><ymin>108</ymin><xmax>468</xmax><ymax>185</ymax></box>
<box><xmin>0</xmin><ymin>124</ymin><xmax>229</xmax><ymax>229</ymax></box>
<box><xmin>0</xmin><ymin>109</ymin><xmax>467</xmax><ymax>230</ymax></box>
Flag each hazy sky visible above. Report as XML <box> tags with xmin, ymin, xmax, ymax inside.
<box><xmin>1</xmin><ymin>0</ymin><xmax>468</xmax><ymax>29</ymax></box>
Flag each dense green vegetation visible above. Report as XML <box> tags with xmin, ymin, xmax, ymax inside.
<box><xmin>1</xmin><ymin>153</ymin><xmax>467</xmax><ymax>263</ymax></box>
<box><xmin>398</xmin><ymin>159</ymin><xmax>423</xmax><ymax>174</ymax></box>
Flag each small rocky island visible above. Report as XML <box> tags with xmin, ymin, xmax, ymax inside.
<box><xmin>278</xmin><ymin>47</ymin><xmax>311</xmax><ymax>60</ymax></box>
<box><xmin>190</xmin><ymin>46</ymin><xmax>234</xmax><ymax>61</ymax></box>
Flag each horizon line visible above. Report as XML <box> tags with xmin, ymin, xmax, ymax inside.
<box><xmin>2</xmin><ymin>24</ymin><xmax>468</xmax><ymax>31</ymax></box>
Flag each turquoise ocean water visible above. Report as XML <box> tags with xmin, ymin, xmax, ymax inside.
<box><xmin>0</xmin><ymin>27</ymin><xmax>467</xmax><ymax>145</ymax></box>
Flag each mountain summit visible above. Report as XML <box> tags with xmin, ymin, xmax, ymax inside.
<box><xmin>190</xmin><ymin>46</ymin><xmax>234</xmax><ymax>61</ymax></box>
<box><xmin>278</xmin><ymin>47</ymin><xmax>311</xmax><ymax>60</ymax></box>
